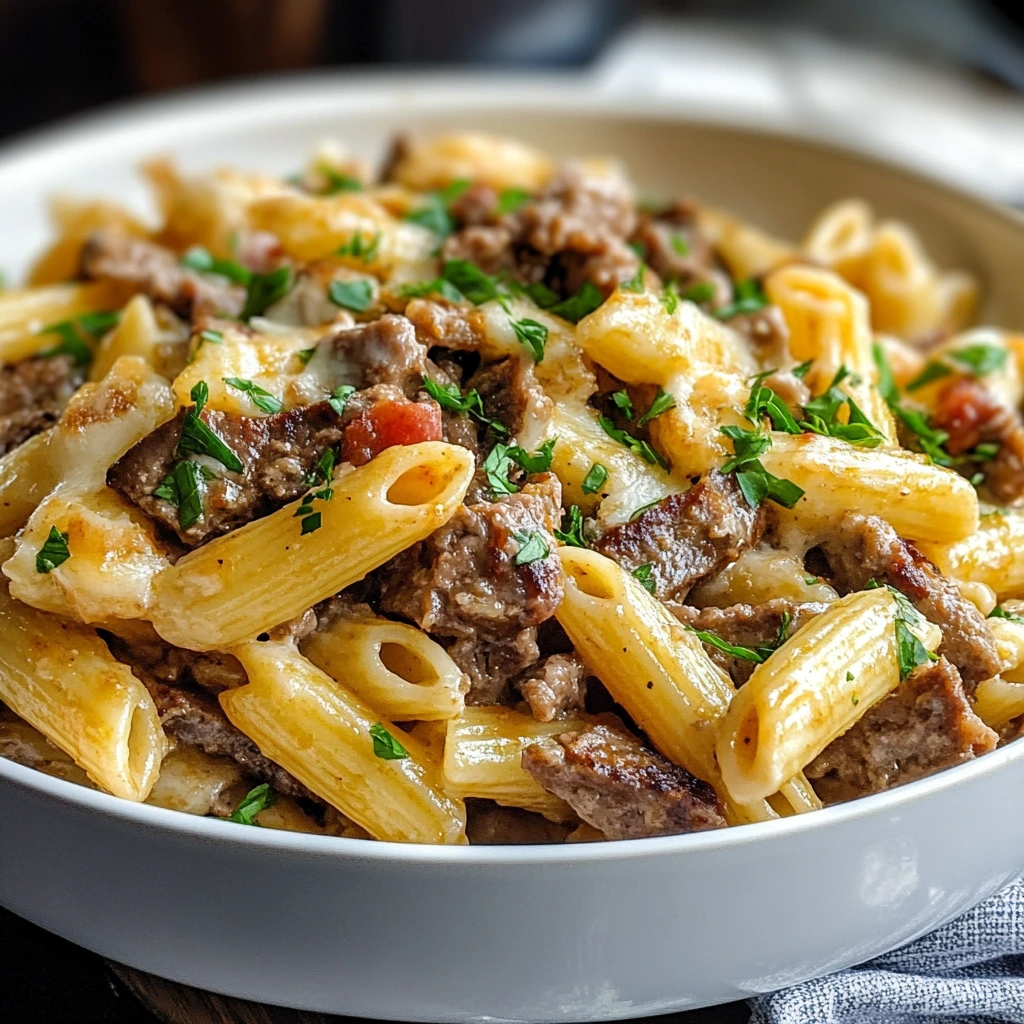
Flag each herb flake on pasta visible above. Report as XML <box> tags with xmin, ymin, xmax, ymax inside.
<box><xmin>228</xmin><ymin>782</ymin><xmax>276</xmax><ymax>825</ymax></box>
<box><xmin>223</xmin><ymin>377</ymin><xmax>283</xmax><ymax>414</ymax></box>
<box><xmin>637</xmin><ymin>387</ymin><xmax>677</xmax><ymax>427</ymax></box>
<box><xmin>549</xmin><ymin>281</ymin><xmax>604</xmax><ymax>323</ymax></box>
<box><xmin>328</xmin><ymin>278</ymin><xmax>374</xmax><ymax>313</ymax></box>
<box><xmin>581</xmin><ymin>463</ymin><xmax>608</xmax><ymax>494</ymax></box>
<box><xmin>554</xmin><ymin>505</ymin><xmax>589</xmax><ymax>548</ymax></box>
<box><xmin>511</xmin><ymin>317</ymin><xmax>548</xmax><ymax>362</ymax></box>
<box><xmin>631</xmin><ymin>562</ymin><xmax>656</xmax><ymax>593</ymax></box>
<box><xmin>370</xmin><ymin>723</ymin><xmax>409</xmax><ymax>760</ymax></box>
<box><xmin>35</xmin><ymin>526</ymin><xmax>71</xmax><ymax>574</ymax></box>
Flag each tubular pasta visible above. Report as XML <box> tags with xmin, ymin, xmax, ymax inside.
<box><xmin>223</xmin><ymin>640</ymin><xmax>466</xmax><ymax>844</ymax></box>
<box><xmin>149</xmin><ymin>441</ymin><xmax>473</xmax><ymax>651</ymax></box>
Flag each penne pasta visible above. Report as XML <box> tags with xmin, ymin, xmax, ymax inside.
<box><xmin>302</xmin><ymin>616</ymin><xmax>466</xmax><ymax>721</ymax></box>
<box><xmin>918</xmin><ymin>510</ymin><xmax>1024</xmax><ymax>598</ymax></box>
<box><xmin>223</xmin><ymin>640</ymin><xmax>466</xmax><ymax>844</ymax></box>
<box><xmin>716</xmin><ymin>589</ymin><xmax>942</xmax><ymax>804</ymax></box>
<box><xmin>555</xmin><ymin>547</ymin><xmax>817</xmax><ymax>823</ymax></box>
<box><xmin>973</xmin><ymin>677</ymin><xmax>1024</xmax><ymax>731</ymax></box>
<box><xmin>149</xmin><ymin>441</ymin><xmax>474</xmax><ymax>650</ymax></box>
<box><xmin>697</xmin><ymin>205</ymin><xmax>795</xmax><ymax>281</ymax></box>
<box><xmin>0</xmin><ymin>542</ymin><xmax>165</xmax><ymax>801</ymax></box>
<box><xmin>760</xmin><ymin>432</ymin><xmax>978</xmax><ymax>544</ymax></box>
<box><xmin>443</xmin><ymin>706</ymin><xmax>580</xmax><ymax>822</ymax></box>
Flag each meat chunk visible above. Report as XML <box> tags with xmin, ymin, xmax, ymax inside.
<box><xmin>0</xmin><ymin>354</ymin><xmax>84</xmax><ymax>455</ymax></box>
<box><xmin>630</xmin><ymin>200</ymin><xmax>723</xmax><ymax>296</ymax></box>
<box><xmin>405</xmin><ymin>299</ymin><xmax>484</xmax><ymax>353</ymax></box>
<box><xmin>107</xmin><ymin>401</ymin><xmax>344</xmax><ymax>546</ymax></box>
<box><xmin>595</xmin><ymin>471</ymin><xmax>765</xmax><ymax>602</ymax></box>
<box><xmin>820</xmin><ymin>512</ymin><xmax>1000</xmax><ymax>689</ymax></box>
<box><xmin>446</xmin><ymin>630</ymin><xmax>540</xmax><ymax>705</ymax></box>
<box><xmin>147</xmin><ymin>681</ymin><xmax>316</xmax><ymax>803</ymax></box>
<box><xmin>806</xmin><ymin>658</ymin><xmax>997</xmax><ymax>803</ymax></box>
<box><xmin>309</xmin><ymin>314</ymin><xmax>429</xmax><ymax>397</ymax></box>
<box><xmin>517</xmin><ymin>652</ymin><xmax>588</xmax><ymax>722</ymax></box>
<box><xmin>522</xmin><ymin>723</ymin><xmax>726</xmax><ymax>839</ymax></box>
<box><xmin>466</xmin><ymin>355</ymin><xmax>552</xmax><ymax>438</ymax></box>
<box><xmin>933</xmin><ymin>377</ymin><xmax>1024</xmax><ymax>504</ymax></box>
<box><xmin>671</xmin><ymin>599</ymin><xmax>829</xmax><ymax>685</ymax></box>
<box><xmin>442</xmin><ymin>225</ymin><xmax>516</xmax><ymax>276</ymax></box>
<box><xmin>379</xmin><ymin>476</ymin><xmax>564</xmax><ymax>641</ymax></box>
<box><xmin>80</xmin><ymin>231</ymin><xmax>245</xmax><ymax>318</ymax></box>
<box><xmin>465</xmin><ymin>799</ymin><xmax>573</xmax><ymax>845</ymax></box>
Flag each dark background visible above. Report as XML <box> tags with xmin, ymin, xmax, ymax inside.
<box><xmin>1</xmin><ymin>0</ymin><xmax>1022</xmax><ymax>1020</ymax></box>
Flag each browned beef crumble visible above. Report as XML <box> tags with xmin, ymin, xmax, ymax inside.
<box><xmin>932</xmin><ymin>376</ymin><xmax>1024</xmax><ymax>504</ymax></box>
<box><xmin>722</xmin><ymin>305</ymin><xmax>790</xmax><ymax>356</ymax></box>
<box><xmin>819</xmin><ymin>512</ymin><xmax>1000</xmax><ymax>689</ymax></box>
<box><xmin>446</xmin><ymin>630</ymin><xmax>540</xmax><ymax>705</ymax></box>
<box><xmin>517</xmin><ymin>652</ymin><xmax>588</xmax><ymax>722</ymax></box>
<box><xmin>522</xmin><ymin>723</ymin><xmax>726</xmax><ymax>839</ymax></box>
<box><xmin>107</xmin><ymin>400</ymin><xmax>345</xmax><ymax>547</ymax></box>
<box><xmin>671</xmin><ymin>599</ymin><xmax>830</xmax><ymax>685</ymax></box>
<box><xmin>379</xmin><ymin>475</ymin><xmax>564</xmax><ymax>640</ymax></box>
<box><xmin>0</xmin><ymin>354</ymin><xmax>84</xmax><ymax>455</ymax></box>
<box><xmin>406</xmin><ymin>298</ymin><xmax>484</xmax><ymax>353</ymax></box>
<box><xmin>464</xmin><ymin>799</ymin><xmax>574</xmax><ymax>845</ymax></box>
<box><xmin>595</xmin><ymin>471</ymin><xmax>765</xmax><ymax>602</ymax></box>
<box><xmin>80</xmin><ymin>231</ymin><xmax>246</xmax><ymax>319</ymax></box>
<box><xmin>466</xmin><ymin>356</ymin><xmax>552</xmax><ymax>438</ymax></box>
<box><xmin>805</xmin><ymin>657</ymin><xmax>997</xmax><ymax>803</ymax></box>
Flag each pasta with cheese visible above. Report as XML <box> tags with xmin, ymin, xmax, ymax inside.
<box><xmin>0</xmin><ymin>129</ymin><xmax>1013</xmax><ymax>845</ymax></box>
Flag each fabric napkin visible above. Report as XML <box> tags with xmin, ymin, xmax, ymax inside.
<box><xmin>748</xmin><ymin>876</ymin><xmax>1024</xmax><ymax>1024</ymax></box>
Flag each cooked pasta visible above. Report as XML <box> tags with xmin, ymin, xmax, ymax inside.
<box><xmin>0</xmin><ymin>129</ymin><xmax>1011</xmax><ymax>845</ymax></box>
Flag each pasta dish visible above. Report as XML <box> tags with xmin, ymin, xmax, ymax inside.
<box><xmin>0</xmin><ymin>131</ymin><xmax>1020</xmax><ymax>845</ymax></box>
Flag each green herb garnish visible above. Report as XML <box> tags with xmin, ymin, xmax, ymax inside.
<box><xmin>549</xmin><ymin>281</ymin><xmax>605</xmax><ymax>323</ymax></box>
<box><xmin>181</xmin><ymin>246</ymin><xmax>252</xmax><ymax>286</ymax></box>
<box><xmin>328</xmin><ymin>384</ymin><xmax>356</xmax><ymax>416</ymax></box>
<box><xmin>514</xmin><ymin>531</ymin><xmax>550</xmax><ymax>566</ymax></box>
<box><xmin>228</xmin><ymin>783</ymin><xmax>276</xmax><ymax>825</ymax></box>
<box><xmin>177</xmin><ymin>381</ymin><xmax>244</xmax><ymax>473</ymax></box>
<box><xmin>38</xmin><ymin>310</ymin><xmax>121</xmax><ymax>366</ymax></box>
<box><xmin>223</xmin><ymin>377</ymin><xmax>283</xmax><ymax>415</ymax></box>
<box><xmin>511</xmin><ymin>317</ymin><xmax>548</xmax><ymax>362</ymax></box>
<box><xmin>153</xmin><ymin>460</ymin><xmax>208</xmax><ymax>530</ymax></box>
<box><xmin>35</xmin><ymin>526</ymin><xmax>70</xmax><ymax>574</ymax></box>
<box><xmin>497</xmin><ymin>188</ymin><xmax>530</xmax><ymax>214</ymax></box>
<box><xmin>632</xmin><ymin>562</ymin><xmax>656</xmax><ymax>594</ymax></box>
<box><xmin>335</xmin><ymin>232</ymin><xmax>381</xmax><ymax>263</ymax></box>
<box><xmin>989</xmin><ymin>606</ymin><xmax>1024</xmax><ymax>624</ymax></box>
<box><xmin>328</xmin><ymin>278</ymin><xmax>374</xmax><ymax>313</ymax></box>
<box><xmin>620</xmin><ymin>264</ymin><xmax>646</xmax><ymax>293</ymax></box>
<box><xmin>895</xmin><ymin>619</ymin><xmax>938</xmax><ymax>680</ymax></box>
<box><xmin>370</xmin><ymin>723</ymin><xmax>409</xmax><ymax>760</ymax></box>
<box><xmin>598</xmin><ymin>415</ymin><xmax>669</xmax><ymax>470</ymax></box>
<box><xmin>554</xmin><ymin>505</ymin><xmax>589</xmax><ymax>548</ymax></box>
<box><xmin>421</xmin><ymin>376</ymin><xmax>507</xmax><ymax>435</ymax></box>
<box><xmin>714</xmin><ymin>278</ymin><xmax>767</xmax><ymax>320</ymax></box>
<box><xmin>241</xmin><ymin>266</ymin><xmax>293</xmax><ymax>320</ymax></box>
<box><xmin>581</xmin><ymin>463</ymin><xmax>608</xmax><ymax>495</ymax></box>
<box><xmin>637</xmin><ymin>387</ymin><xmax>677</xmax><ymax>428</ymax></box>
<box><xmin>950</xmin><ymin>343</ymin><xmax>1008</xmax><ymax>378</ymax></box>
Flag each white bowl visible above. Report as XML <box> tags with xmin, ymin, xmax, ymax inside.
<box><xmin>2</xmin><ymin>73</ymin><xmax>1024</xmax><ymax>1023</ymax></box>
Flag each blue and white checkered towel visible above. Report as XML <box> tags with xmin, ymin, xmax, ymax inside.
<box><xmin>749</xmin><ymin>876</ymin><xmax>1024</xmax><ymax>1024</ymax></box>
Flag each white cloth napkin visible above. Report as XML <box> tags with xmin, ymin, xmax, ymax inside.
<box><xmin>748</xmin><ymin>877</ymin><xmax>1024</xmax><ymax>1023</ymax></box>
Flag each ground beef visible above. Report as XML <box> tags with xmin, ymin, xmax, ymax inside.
<box><xmin>147</xmin><ymin>681</ymin><xmax>316</xmax><ymax>802</ymax></box>
<box><xmin>522</xmin><ymin>723</ymin><xmax>726</xmax><ymax>839</ymax></box>
<box><xmin>442</xmin><ymin>225</ymin><xmax>516</xmax><ymax>276</ymax></box>
<box><xmin>379</xmin><ymin>475</ymin><xmax>564</xmax><ymax>641</ymax></box>
<box><xmin>80</xmin><ymin>231</ymin><xmax>245</xmax><ymax>319</ymax></box>
<box><xmin>310</xmin><ymin>314</ymin><xmax>429</xmax><ymax>397</ymax></box>
<box><xmin>0</xmin><ymin>354</ymin><xmax>84</xmax><ymax>455</ymax></box>
<box><xmin>671</xmin><ymin>599</ymin><xmax>830</xmax><ymax>685</ymax></box>
<box><xmin>932</xmin><ymin>376</ymin><xmax>1024</xmax><ymax>504</ymax></box>
<box><xmin>464</xmin><ymin>799</ymin><xmax>573</xmax><ymax>845</ymax></box>
<box><xmin>446</xmin><ymin>629</ymin><xmax>540</xmax><ymax>705</ymax></box>
<box><xmin>820</xmin><ymin>512</ymin><xmax>1000</xmax><ymax>689</ymax></box>
<box><xmin>517</xmin><ymin>652</ymin><xmax>588</xmax><ymax>722</ymax></box>
<box><xmin>595</xmin><ymin>471</ymin><xmax>765</xmax><ymax>602</ymax></box>
<box><xmin>405</xmin><ymin>299</ymin><xmax>484</xmax><ymax>353</ymax></box>
<box><xmin>630</xmin><ymin>200</ymin><xmax>724</xmax><ymax>295</ymax></box>
<box><xmin>805</xmin><ymin>657</ymin><xmax>997</xmax><ymax>803</ymax></box>
<box><xmin>107</xmin><ymin>400</ymin><xmax>344</xmax><ymax>546</ymax></box>
<box><xmin>466</xmin><ymin>355</ymin><xmax>552</xmax><ymax>438</ymax></box>
<box><xmin>722</xmin><ymin>305</ymin><xmax>791</xmax><ymax>359</ymax></box>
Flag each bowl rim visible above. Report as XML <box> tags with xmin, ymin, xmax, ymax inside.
<box><xmin>1</xmin><ymin>68</ymin><xmax>1023</xmax><ymax>866</ymax></box>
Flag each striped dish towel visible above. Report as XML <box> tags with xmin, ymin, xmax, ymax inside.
<box><xmin>749</xmin><ymin>877</ymin><xmax>1024</xmax><ymax>1023</ymax></box>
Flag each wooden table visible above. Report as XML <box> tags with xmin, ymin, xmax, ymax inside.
<box><xmin>0</xmin><ymin>906</ymin><xmax>751</xmax><ymax>1024</ymax></box>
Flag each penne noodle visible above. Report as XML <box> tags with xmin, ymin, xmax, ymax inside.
<box><xmin>0</xmin><ymin>542</ymin><xmax>165</xmax><ymax>801</ymax></box>
<box><xmin>149</xmin><ymin>441</ymin><xmax>474</xmax><ymax>651</ymax></box>
<box><xmin>696</xmin><ymin>206</ymin><xmax>795</xmax><ymax>281</ymax></box>
<box><xmin>443</xmin><ymin>706</ymin><xmax>580</xmax><ymax>822</ymax></box>
<box><xmin>555</xmin><ymin>547</ymin><xmax>818</xmax><ymax>823</ymax></box>
<box><xmin>973</xmin><ymin>677</ymin><xmax>1024</xmax><ymax>731</ymax></box>
<box><xmin>716</xmin><ymin>589</ymin><xmax>942</xmax><ymax>804</ymax></box>
<box><xmin>224</xmin><ymin>640</ymin><xmax>466</xmax><ymax>844</ymax></box>
<box><xmin>302</xmin><ymin>616</ymin><xmax>466</xmax><ymax>721</ymax></box>
<box><xmin>760</xmin><ymin>432</ymin><xmax>978</xmax><ymax>544</ymax></box>
<box><xmin>918</xmin><ymin>510</ymin><xmax>1024</xmax><ymax>598</ymax></box>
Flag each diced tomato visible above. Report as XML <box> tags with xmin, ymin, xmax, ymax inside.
<box><xmin>343</xmin><ymin>399</ymin><xmax>443</xmax><ymax>466</ymax></box>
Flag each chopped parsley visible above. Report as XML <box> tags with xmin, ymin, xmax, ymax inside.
<box><xmin>177</xmin><ymin>382</ymin><xmax>243</xmax><ymax>472</ymax></box>
<box><xmin>791</xmin><ymin>359</ymin><xmax>814</xmax><ymax>380</ymax></box>
<box><xmin>661</xmin><ymin>279</ymin><xmax>680</xmax><ymax>315</ymax></box>
<box><xmin>35</xmin><ymin>526</ymin><xmax>70</xmax><ymax>574</ymax></box>
<box><xmin>598</xmin><ymin>415</ymin><xmax>668</xmax><ymax>469</ymax></box>
<box><xmin>420</xmin><ymin>376</ymin><xmax>507</xmax><ymax>435</ymax></box>
<box><xmin>714</xmin><ymin>278</ymin><xmax>767</xmax><ymax>320</ymax></box>
<box><xmin>581</xmin><ymin>463</ymin><xmax>608</xmax><ymax>495</ymax></box>
<box><xmin>370</xmin><ymin>722</ymin><xmax>409</xmax><ymax>760</ymax></box>
<box><xmin>522</xmin><ymin>282</ymin><xmax>559</xmax><ymax>308</ymax></box>
<box><xmin>335</xmin><ymin>232</ymin><xmax>381</xmax><ymax>263</ymax></box>
<box><xmin>482</xmin><ymin>444</ymin><xmax>518</xmax><ymax>496</ymax></box>
<box><xmin>328</xmin><ymin>384</ymin><xmax>356</xmax><ymax>416</ymax></box>
<box><xmin>497</xmin><ymin>187</ymin><xmax>530</xmax><ymax>214</ymax></box>
<box><xmin>404</xmin><ymin>179</ymin><xmax>471</xmax><ymax>237</ymax></box>
<box><xmin>294</xmin><ymin>448</ymin><xmax>336</xmax><ymax>535</ymax></box>
<box><xmin>611</xmin><ymin>390</ymin><xmax>634</xmax><ymax>419</ymax></box>
<box><xmin>895</xmin><ymin>618</ymin><xmax>938</xmax><ymax>680</ymax></box>
<box><xmin>241</xmin><ymin>266</ymin><xmax>293</xmax><ymax>320</ymax></box>
<box><xmin>620</xmin><ymin>264</ymin><xmax>646</xmax><ymax>293</ymax></box>
<box><xmin>632</xmin><ymin>562</ymin><xmax>656</xmax><ymax>594</ymax></box>
<box><xmin>670</xmin><ymin>233</ymin><xmax>690</xmax><ymax>256</ymax></box>
<box><xmin>745</xmin><ymin>377</ymin><xmax>801</xmax><ymax>434</ymax></box>
<box><xmin>441</xmin><ymin>260</ymin><xmax>504</xmax><ymax>305</ymax></box>
<box><xmin>181</xmin><ymin>246</ymin><xmax>252</xmax><ymax>286</ymax></box>
<box><xmin>719</xmin><ymin>424</ymin><xmax>804</xmax><ymax>509</ymax></box>
<box><xmin>628</xmin><ymin>240</ymin><xmax>648</xmax><ymax>260</ymax></box>
<box><xmin>846</xmin><ymin>670</ymin><xmax>855</xmax><ymax>682</ymax></box>
<box><xmin>687</xmin><ymin>627</ymin><xmax>767</xmax><ymax>664</ymax></box>
<box><xmin>950</xmin><ymin>343</ymin><xmax>1008</xmax><ymax>378</ymax></box>
<box><xmin>508</xmin><ymin>438</ymin><xmax>556</xmax><ymax>474</ymax></box>
<box><xmin>514</xmin><ymin>531</ymin><xmax>550</xmax><ymax>565</ymax></box>
<box><xmin>777</xmin><ymin>610</ymin><xmax>792</xmax><ymax>646</ymax></box>
<box><xmin>39</xmin><ymin>310</ymin><xmax>121</xmax><ymax>366</ymax></box>
<box><xmin>297</xmin><ymin>347</ymin><xmax>316</xmax><ymax>366</ymax></box>
<box><xmin>906</xmin><ymin>360</ymin><xmax>953</xmax><ymax>392</ymax></box>
<box><xmin>223</xmin><ymin>377</ymin><xmax>282</xmax><ymax>414</ymax></box>
<box><xmin>681</xmin><ymin>281</ymin><xmax>716</xmax><ymax>304</ymax></box>
<box><xmin>328</xmin><ymin>278</ymin><xmax>374</xmax><ymax>313</ymax></box>
<box><xmin>194</xmin><ymin>328</ymin><xmax>224</xmax><ymax>357</ymax></box>
<box><xmin>799</xmin><ymin>367</ymin><xmax>886</xmax><ymax>448</ymax></box>
<box><xmin>227</xmin><ymin>783</ymin><xmax>275</xmax><ymax>825</ymax></box>
<box><xmin>153</xmin><ymin>460</ymin><xmax>209</xmax><ymax>530</ymax></box>
<box><xmin>312</xmin><ymin>164</ymin><xmax>363</xmax><ymax>195</ymax></box>
<box><xmin>511</xmin><ymin>317</ymin><xmax>548</xmax><ymax>362</ymax></box>
<box><xmin>629</xmin><ymin>499</ymin><xmax>661</xmax><ymax>521</ymax></box>
<box><xmin>554</xmin><ymin>505</ymin><xmax>589</xmax><ymax>548</ymax></box>
<box><xmin>637</xmin><ymin>387</ymin><xmax>677</xmax><ymax>427</ymax></box>
<box><xmin>549</xmin><ymin>281</ymin><xmax>604</xmax><ymax>324</ymax></box>
<box><xmin>988</xmin><ymin>606</ymin><xmax>1024</xmax><ymax>624</ymax></box>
